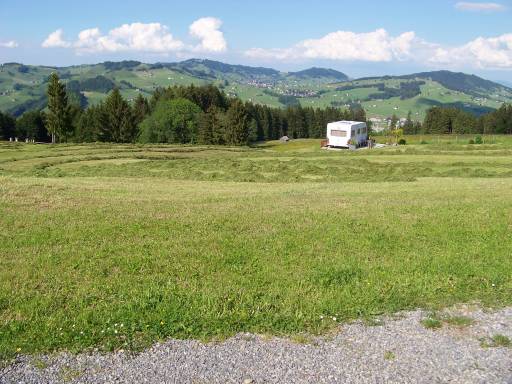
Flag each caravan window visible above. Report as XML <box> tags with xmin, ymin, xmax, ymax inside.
<box><xmin>357</xmin><ymin>128</ymin><xmax>361</xmax><ymax>134</ymax></box>
<box><xmin>330</xmin><ymin>130</ymin><xmax>347</xmax><ymax>137</ymax></box>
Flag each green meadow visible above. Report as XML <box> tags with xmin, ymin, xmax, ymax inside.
<box><xmin>1</xmin><ymin>137</ymin><xmax>512</xmax><ymax>359</ymax></box>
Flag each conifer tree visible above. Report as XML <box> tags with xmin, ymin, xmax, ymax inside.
<box><xmin>0</xmin><ymin>111</ymin><xmax>16</xmax><ymax>140</ymax></box>
<box><xmin>403</xmin><ymin>111</ymin><xmax>414</xmax><ymax>134</ymax></box>
<box><xmin>103</xmin><ymin>88</ymin><xmax>136</xmax><ymax>142</ymax></box>
<box><xmin>225</xmin><ymin>99</ymin><xmax>249</xmax><ymax>145</ymax></box>
<box><xmin>197</xmin><ymin>112</ymin><xmax>214</xmax><ymax>145</ymax></box>
<box><xmin>133</xmin><ymin>93</ymin><xmax>150</xmax><ymax>127</ymax></box>
<box><xmin>46</xmin><ymin>72</ymin><xmax>70</xmax><ymax>143</ymax></box>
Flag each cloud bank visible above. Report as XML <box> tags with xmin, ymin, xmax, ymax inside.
<box><xmin>455</xmin><ymin>2</ymin><xmax>506</xmax><ymax>12</ymax></box>
<box><xmin>0</xmin><ymin>40</ymin><xmax>19</xmax><ymax>48</ymax></box>
<box><xmin>246</xmin><ymin>28</ymin><xmax>512</xmax><ymax>70</ymax></box>
<box><xmin>42</xmin><ymin>18</ymin><xmax>226</xmax><ymax>55</ymax></box>
<box><xmin>246</xmin><ymin>29</ymin><xmax>419</xmax><ymax>62</ymax></box>
<box><xmin>431</xmin><ymin>34</ymin><xmax>512</xmax><ymax>68</ymax></box>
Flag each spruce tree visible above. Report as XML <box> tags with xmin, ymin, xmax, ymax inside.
<box><xmin>225</xmin><ymin>99</ymin><xmax>249</xmax><ymax>145</ymax></box>
<box><xmin>211</xmin><ymin>107</ymin><xmax>227</xmax><ymax>145</ymax></box>
<box><xmin>248</xmin><ymin>118</ymin><xmax>259</xmax><ymax>143</ymax></box>
<box><xmin>0</xmin><ymin>111</ymin><xmax>16</xmax><ymax>140</ymax></box>
<box><xmin>403</xmin><ymin>111</ymin><xmax>414</xmax><ymax>134</ymax></box>
<box><xmin>133</xmin><ymin>93</ymin><xmax>150</xmax><ymax>127</ymax></box>
<box><xmin>197</xmin><ymin>111</ymin><xmax>214</xmax><ymax>145</ymax></box>
<box><xmin>104</xmin><ymin>88</ymin><xmax>136</xmax><ymax>142</ymax></box>
<box><xmin>46</xmin><ymin>72</ymin><xmax>70</xmax><ymax>143</ymax></box>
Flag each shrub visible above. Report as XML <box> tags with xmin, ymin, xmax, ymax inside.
<box><xmin>420</xmin><ymin>140</ymin><xmax>428</xmax><ymax>145</ymax></box>
<box><xmin>468</xmin><ymin>139</ymin><xmax>475</xmax><ymax>144</ymax></box>
<box><xmin>398</xmin><ymin>138</ymin><xmax>406</xmax><ymax>145</ymax></box>
<box><xmin>474</xmin><ymin>135</ymin><xmax>483</xmax><ymax>144</ymax></box>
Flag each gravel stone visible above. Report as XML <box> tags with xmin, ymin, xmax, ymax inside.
<box><xmin>2</xmin><ymin>306</ymin><xmax>512</xmax><ymax>383</ymax></box>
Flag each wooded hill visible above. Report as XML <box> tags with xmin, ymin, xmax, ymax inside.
<box><xmin>1</xmin><ymin>59</ymin><xmax>511</xmax><ymax>120</ymax></box>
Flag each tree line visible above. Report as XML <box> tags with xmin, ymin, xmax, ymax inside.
<box><xmin>2</xmin><ymin>73</ymin><xmax>512</xmax><ymax>143</ymax></box>
<box><xmin>0</xmin><ymin>73</ymin><xmax>367</xmax><ymax>145</ymax></box>
<box><xmin>386</xmin><ymin>105</ymin><xmax>512</xmax><ymax>136</ymax></box>
<box><xmin>418</xmin><ymin>105</ymin><xmax>512</xmax><ymax>135</ymax></box>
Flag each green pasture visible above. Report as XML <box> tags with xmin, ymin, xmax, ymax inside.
<box><xmin>1</xmin><ymin>137</ymin><xmax>512</xmax><ymax>360</ymax></box>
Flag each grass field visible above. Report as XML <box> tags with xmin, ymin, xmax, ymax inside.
<box><xmin>301</xmin><ymin>80</ymin><xmax>506</xmax><ymax>120</ymax></box>
<box><xmin>1</xmin><ymin>137</ymin><xmax>512</xmax><ymax>360</ymax></box>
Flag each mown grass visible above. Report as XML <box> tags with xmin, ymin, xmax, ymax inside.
<box><xmin>1</xmin><ymin>137</ymin><xmax>512</xmax><ymax>360</ymax></box>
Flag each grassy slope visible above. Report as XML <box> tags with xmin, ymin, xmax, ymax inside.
<box><xmin>301</xmin><ymin>80</ymin><xmax>509</xmax><ymax>119</ymax></box>
<box><xmin>1</xmin><ymin>138</ymin><xmax>512</xmax><ymax>359</ymax></box>
<box><xmin>2</xmin><ymin>63</ymin><xmax>511</xmax><ymax>119</ymax></box>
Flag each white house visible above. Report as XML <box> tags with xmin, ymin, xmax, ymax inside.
<box><xmin>326</xmin><ymin>121</ymin><xmax>368</xmax><ymax>148</ymax></box>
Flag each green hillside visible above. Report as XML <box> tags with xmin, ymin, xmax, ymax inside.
<box><xmin>1</xmin><ymin>60</ymin><xmax>511</xmax><ymax>120</ymax></box>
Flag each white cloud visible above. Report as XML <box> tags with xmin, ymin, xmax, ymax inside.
<box><xmin>42</xmin><ymin>29</ymin><xmax>71</xmax><ymax>48</ymax></box>
<box><xmin>246</xmin><ymin>29</ymin><xmax>418</xmax><ymax>62</ymax></box>
<box><xmin>455</xmin><ymin>2</ymin><xmax>506</xmax><ymax>12</ymax></box>
<box><xmin>0</xmin><ymin>40</ymin><xmax>18</xmax><ymax>48</ymax></box>
<box><xmin>43</xmin><ymin>23</ymin><xmax>184</xmax><ymax>54</ymax></box>
<box><xmin>430</xmin><ymin>34</ymin><xmax>512</xmax><ymax>69</ymax></box>
<box><xmin>189</xmin><ymin>17</ymin><xmax>227</xmax><ymax>53</ymax></box>
<box><xmin>42</xmin><ymin>18</ymin><xmax>226</xmax><ymax>55</ymax></box>
<box><xmin>74</xmin><ymin>23</ymin><xmax>184</xmax><ymax>54</ymax></box>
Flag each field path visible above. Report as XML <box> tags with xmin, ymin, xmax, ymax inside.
<box><xmin>3</xmin><ymin>306</ymin><xmax>511</xmax><ymax>384</ymax></box>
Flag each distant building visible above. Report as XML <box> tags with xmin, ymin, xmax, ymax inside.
<box><xmin>369</xmin><ymin>117</ymin><xmax>387</xmax><ymax>132</ymax></box>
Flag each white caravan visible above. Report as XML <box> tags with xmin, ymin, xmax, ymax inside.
<box><xmin>326</xmin><ymin>121</ymin><xmax>368</xmax><ymax>148</ymax></box>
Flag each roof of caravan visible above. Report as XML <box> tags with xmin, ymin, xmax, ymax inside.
<box><xmin>328</xmin><ymin>121</ymin><xmax>366</xmax><ymax>125</ymax></box>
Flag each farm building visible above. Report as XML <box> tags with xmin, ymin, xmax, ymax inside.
<box><xmin>326</xmin><ymin>121</ymin><xmax>368</xmax><ymax>148</ymax></box>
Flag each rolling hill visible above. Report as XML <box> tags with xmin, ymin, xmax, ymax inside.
<box><xmin>0</xmin><ymin>59</ymin><xmax>511</xmax><ymax>120</ymax></box>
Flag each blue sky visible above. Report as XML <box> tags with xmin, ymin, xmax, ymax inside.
<box><xmin>1</xmin><ymin>0</ymin><xmax>512</xmax><ymax>81</ymax></box>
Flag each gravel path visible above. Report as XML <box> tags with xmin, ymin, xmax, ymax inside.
<box><xmin>2</xmin><ymin>305</ymin><xmax>512</xmax><ymax>384</ymax></box>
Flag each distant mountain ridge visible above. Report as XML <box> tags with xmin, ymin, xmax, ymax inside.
<box><xmin>357</xmin><ymin>70</ymin><xmax>511</xmax><ymax>97</ymax></box>
<box><xmin>287</xmin><ymin>67</ymin><xmax>349</xmax><ymax>82</ymax></box>
<box><xmin>147</xmin><ymin>59</ymin><xmax>349</xmax><ymax>82</ymax></box>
